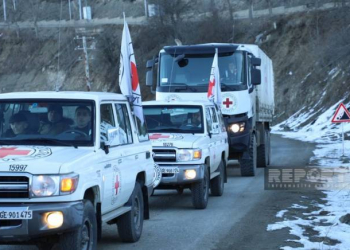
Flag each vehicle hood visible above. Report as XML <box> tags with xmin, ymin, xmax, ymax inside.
<box><xmin>0</xmin><ymin>146</ymin><xmax>92</xmax><ymax>174</ymax></box>
<box><xmin>149</xmin><ymin>133</ymin><xmax>202</xmax><ymax>148</ymax></box>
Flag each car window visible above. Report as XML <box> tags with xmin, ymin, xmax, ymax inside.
<box><xmin>205</xmin><ymin>108</ymin><xmax>213</xmax><ymax>133</ymax></box>
<box><xmin>115</xmin><ymin>103</ymin><xmax>133</xmax><ymax>144</ymax></box>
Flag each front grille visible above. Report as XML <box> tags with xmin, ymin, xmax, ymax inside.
<box><xmin>153</xmin><ymin>149</ymin><xmax>176</xmax><ymax>162</ymax></box>
<box><xmin>0</xmin><ymin>220</ymin><xmax>22</xmax><ymax>228</ymax></box>
<box><xmin>0</xmin><ymin>176</ymin><xmax>29</xmax><ymax>198</ymax></box>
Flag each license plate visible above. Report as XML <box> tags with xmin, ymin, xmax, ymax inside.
<box><xmin>0</xmin><ymin>208</ymin><xmax>32</xmax><ymax>220</ymax></box>
<box><xmin>161</xmin><ymin>167</ymin><xmax>180</xmax><ymax>174</ymax></box>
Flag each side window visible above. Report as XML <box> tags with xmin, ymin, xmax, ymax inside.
<box><xmin>100</xmin><ymin>104</ymin><xmax>115</xmax><ymax>144</ymax></box>
<box><xmin>210</xmin><ymin>107</ymin><xmax>219</xmax><ymax>134</ymax></box>
<box><xmin>247</xmin><ymin>55</ymin><xmax>252</xmax><ymax>88</ymax></box>
<box><xmin>210</xmin><ymin>107</ymin><xmax>218</xmax><ymax>123</ymax></box>
<box><xmin>205</xmin><ymin>108</ymin><xmax>213</xmax><ymax>133</ymax></box>
<box><xmin>100</xmin><ymin>104</ymin><xmax>115</xmax><ymax>126</ymax></box>
<box><xmin>115</xmin><ymin>103</ymin><xmax>133</xmax><ymax>144</ymax></box>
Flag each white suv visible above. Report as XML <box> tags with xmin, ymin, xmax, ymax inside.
<box><xmin>144</xmin><ymin>100</ymin><xmax>229</xmax><ymax>209</ymax></box>
<box><xmin>0</xmin><ymin>91</ymin><xmax>155</xmax><ymax>249</ymax></box>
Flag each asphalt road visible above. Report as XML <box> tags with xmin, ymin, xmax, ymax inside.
<box><xmin>0</xmin><ymin>134</ymin><xmax>317</xmax><ymax>250</ymax></box>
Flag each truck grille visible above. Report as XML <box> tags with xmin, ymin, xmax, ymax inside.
<box><xmin>0</xmin><ymin>176</ymin><xmax>29</xmax><ymax>198</ymax></box>
<box><xmin>153</xmin><ymin>149</ymin><xmax>176</xmax><ymax>162</ymax></box>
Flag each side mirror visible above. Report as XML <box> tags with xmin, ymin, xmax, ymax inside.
<box><xmin>251</xmin><ymin>68</ymin><xmax>261</xmax><ymax>85</ymax></box>
<box><xmin>211</xmin><ymin>123</ymin><xmax>220</xmax><ymax>134</ymax></box>
<box><xmin>251</xmin><ymin>57</ymin><xmax>261</xmax><ymax>67</ymax></box>
<box><xmin>146</xmin><ymin>70</ymin><xmax>153</xmax><ymax>87</ymax></box>
<box><xmin>105</xmin><ymin>128</ymin><xmax>121</xmax><ymax>147</ymax></box>
<box><xmin>146</xmin><ymin>59</ymin><xmax>154</xmax><ymax>69</ymax></box>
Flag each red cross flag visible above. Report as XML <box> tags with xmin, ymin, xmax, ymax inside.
<box><xmin>207</xmin><ymin>48</ymin><xmax>222</xmax><ymax>109</ymax></box>
<box><xmin>119</xmin><ymin>14</ymin><xmax>144</xmax><ymax>124</ymax></box>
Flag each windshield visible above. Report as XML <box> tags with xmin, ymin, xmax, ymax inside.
<box><xmin>159</xmin><ymin>51</ymin><xmax>246</xmax><ymax>92</ymax></box>
<box><xmin>144</xmin><ymin>105</ymin><xmax>204</xmax><ymax>134</ymax></box>
<box><xmin>0</xmin><ymin>99</ymin><xmax>95</xmax><ymax>147</ymax></box>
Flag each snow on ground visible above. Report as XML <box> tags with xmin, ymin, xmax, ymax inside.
<box><xmin>268</xmin><ymin>99</ymin><xmax>350</xmax><ymax>249</ymax></box>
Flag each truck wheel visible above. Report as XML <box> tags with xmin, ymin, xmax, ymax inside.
<box><xmin>239</xmin><ymin>134</ymin><xmax>257</xmax><ymax>177</ymax></box>
<box><xmin>117</xmin><ymin>182</ymin><xmax>144</xmax><ymax>242</ymax></box>
<box><xmin>210</xmin><ymin>160</ymin><xmax>225</xmax><ymax>196</ymax></box>
<box><xmin>58</xmin><ymin>200</ymin><xmax>97</xmax><ymax>250</ymax></box>
<box><xmin>191</xmin><ymin>167</ymin><xmax>209</xmax><ymax>209</ymax></box>
<box><xmin>257</xmin><ymin>130</ymin><xmax>270</xmax><ymax>168</ymax></box>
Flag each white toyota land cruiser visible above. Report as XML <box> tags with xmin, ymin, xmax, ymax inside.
<box><xmin>0</xmin><ymin>92</ymin><xmax>155</xmax><ymax>249</ymax></box>
<box><xmin>144</xmin><ymin>100</ymin><xmax>229</xmax><ymax>209</ymax></box>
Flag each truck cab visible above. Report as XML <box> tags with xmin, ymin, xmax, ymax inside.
<box><xmin>0</xmin><ymin>91</ymin><xmax>155</xmax><ymax>249</ymax></box>
<box><xmin>143</xmin><ymin>100</ymin><xmax>228</xmax><ymax>209</ymax></box>
<box><xmin>146</xmin><ymin>43</ymin><xmax>274</xmax><ymax>177</ymax></box>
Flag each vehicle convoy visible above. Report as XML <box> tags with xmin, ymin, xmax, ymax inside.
<box><xmin>146</xmin><ymin>43</ymin><xmax>275</xmax><ymax>176</ymax></box>
<box><xmin>143</xmin><ymin>100</ymin><xmax>229</xmax><ymax>209</ymax></box>
<box><xmin>0</xmin><ymin>92</ymin><xmax>155</xmax><ymax>249</ymax></box>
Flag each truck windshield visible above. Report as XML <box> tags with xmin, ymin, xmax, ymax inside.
<box><xmin>144</xmin><ymin>105</ymin><xmax>204</xmax><ymax>134</ymax></box>
<box><xmin>0</xmin><ymin>99</ymin><xmax>95</xmax><ymax>147</ymax></box>
<box><xmin>159</xmin><ymin>51</ymin><xmax>246</xmax><ymax>92</ymax></box>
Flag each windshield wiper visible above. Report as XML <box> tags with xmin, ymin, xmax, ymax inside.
<box><xmin>20</xmin><ymin>138</ymin><xmax>78</xmax><ymax>148</ymax></box>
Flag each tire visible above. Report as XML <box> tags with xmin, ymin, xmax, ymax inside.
<box><xmin>257</xmin><ymin>130</ymin><xmax>270</xmax><ymax>168</ymax></box>
<box><xmin>117</xmin><ymin>182</ymin><xmax>144</xmax><ymax>243</ymax></box>
<box><xmin>210</xmin><ymin>160</ymin><xmax>225</xmax><ymax>196</ymax></box>
<box><xmin>191</xmin><ymin>167</ymin><xmax>209</xmax><ymax>209</ymax></box>
<box><xmin>58</xmin><ymin>200</ymin><xmax>97</xmax><ymax>250</ymax></box>
<box><xmin>239</xmin><ymin>134</ymin><xmax>257</xmax><ymax>177</ymax></box>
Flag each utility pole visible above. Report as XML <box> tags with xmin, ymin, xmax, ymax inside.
<box><xmin>68</xmin><ymin>0</ymin><xmax>72</xmax><ymax>20</ymax></box>
<box><xmin>12</xmin><ymin>0</ymin><xmax>15</xmax><ymax>11</ymax></box>
<box><xmin>144</xmin><ymin>0</ymin><xmax>148</xmax><ymax>17</ymax></box>
<box><xmin>3</xmin><ymin>0</ymin><xmax>7</xmax><ymax>22</ymax></box>
<box><xmin>78</xmin><ymin>0</ymin><xmax>82</xmax><ymax>20</ymax></box>
<box><xmin>74</xmin><ymin>36</ymin><xmax>95</xmax><ymax>91</ymax></box>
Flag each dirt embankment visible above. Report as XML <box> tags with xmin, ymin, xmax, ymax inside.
<box><xmin>0</xmin><ymin>3</ymin><xmax>349</xmax><ymax>124</ymax></box>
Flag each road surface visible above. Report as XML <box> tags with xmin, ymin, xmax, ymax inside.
<box><xmin>0</xmin><ymin>134</ymin><xmax>317</xmax><ymax>249</ymax></box>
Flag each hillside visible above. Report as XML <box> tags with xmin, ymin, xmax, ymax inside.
<box><xmin>0</xmin><ymin>1</ymin><xmax>349</xmax><ymax>127</ymax></box>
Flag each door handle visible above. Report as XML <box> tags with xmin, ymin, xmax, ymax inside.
<box><xmin>135</xmin><ymin>155</ymin><xmax>139</xmax><ymax>160</ymax></box>
<box><xmin>118</xmin><ymin>159</ymin><xmax>122</xmax><ymax>164</ymax></box>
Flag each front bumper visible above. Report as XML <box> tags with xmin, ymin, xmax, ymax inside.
<box><xmin>157</xmin><ymin>164</ymin><xmax>205</xmax><ymax>186</ymax></box>
<box><xmin>0</xmin><ymin>201</ymin><xmax>83</xmax><ymax>243</ymax></box>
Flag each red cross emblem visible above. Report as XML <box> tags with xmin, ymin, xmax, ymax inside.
<box><xmin>223</xmin><ymin>98</ymin><xmax>233</xmax><ymax>108</ymax></box>
<box><xmin>0</xmin><ymin>147</ymin><xmax>32</xmax><ymax>159</ymax></box>
<box><xmin>115</xmin><ymin>175</ymin><xmax>120</xmax><ymax>195</ymax></box>
<box><xmin>149</xmin><ymin>134</ymin><xmax>170</xmax><ymax>140</ymax></box>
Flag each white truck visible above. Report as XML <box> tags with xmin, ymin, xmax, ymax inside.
<box><xmin>0</xmin><ymin>91</ymin><xmax>155</xmax><ymax>249</ymax></box>
<box><xmin>146</xmin><ymin>43</ymin><xmax>274</xmax><ymax>176</ymax></box>
<box><xmin>143</xmin><ymin>100</ymin><xmax>229</xmax><ymax>209</ymax></box>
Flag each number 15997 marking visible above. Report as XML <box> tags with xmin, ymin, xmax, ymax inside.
<box><xmin>9</xmin><ymin>165</ymin><xmax>27</xmax><ymax>172</ymax></box>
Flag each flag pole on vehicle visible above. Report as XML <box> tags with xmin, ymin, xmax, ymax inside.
<box><xmin>207</xmin><ymin>48</ymin><xmax>222</xmax><ymax>110</ymax></box>
<box><xmin>119</xmin><ymin>12</ymin><xmax>145</xmax><ymax>125</ymax></box>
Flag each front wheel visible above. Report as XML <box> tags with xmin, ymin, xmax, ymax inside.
<box><xmin>57</xmin><ymin>200</ymin><xmax>97</xmax><ymax>250</ymax></box>
<box><xmin>191</xmin><ymin>167</ymin><xmax>209</xmax><ymax>209</ymax></box>
<box><xmin>210</xmin><ymin>160</ymin><xmax>225</xmax><ymax>196</ymax></box>
<box><xmin>239</xmin><ymin>134</ymin><xmax>257</xmax><ymax>177</ymax></box>
<box><xmin>117</xmin><ymin>182</ymin><xmax>144</xmax><ymax>242</ymax></box>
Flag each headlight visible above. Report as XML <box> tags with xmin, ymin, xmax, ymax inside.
<box><xmin>229</xmin><ymin>122</ymin><xmax>245</xmax><ymax>133</ymax></box>
<box><xmin>177</xmin><ymin>149</ymin><xmax>202</xmax><ymax>162</ymax></box>
<box><xmin>31</xmin><ymin>174</ymin><xmax>79</xmax><ymax>197</ymax></box>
